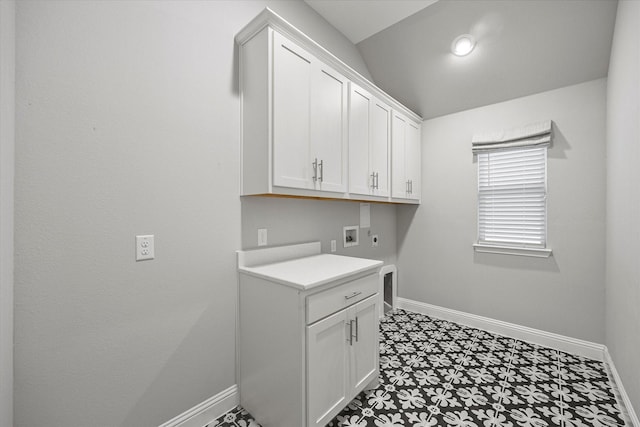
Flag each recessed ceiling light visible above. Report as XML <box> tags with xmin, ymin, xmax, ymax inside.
<box><xmin>451</xmin><ymin>34</ymin><xmax>476</xmax><ymax>56</ymax></box>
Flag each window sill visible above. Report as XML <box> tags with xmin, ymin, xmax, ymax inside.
<box><xmin>473</xmin><ymin>244</ymin><xmax>552</xmax><ymax>258</ymax></box>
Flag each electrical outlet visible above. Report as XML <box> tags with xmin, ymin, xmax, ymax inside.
<box><xmin>258</xmin><ymin>228</ymin><xmax>268</xmax><ymax>246</ymax></box>
<box><xmin>136</xmin><ymin>235</ymin><xmax>155</xmax><ymax>261</ymax></box>
<box><xmin>372</xmin><ymin>234</ymin><xmax>379</xmax><ymax>247</ymax></box>
<box><xmin>331</xmin><ymin>240</ymin><xmax>336</xmax><ymax>252</ymax></box>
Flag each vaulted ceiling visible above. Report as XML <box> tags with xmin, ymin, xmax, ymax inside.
<box><xmin>307</xmin><ymin>0</ymin><xmax>618</xmax><ymax>119</ymax></box>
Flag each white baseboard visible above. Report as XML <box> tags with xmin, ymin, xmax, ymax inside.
<box><xmin>604</xmin><ymin>348</ymin><xmax>639</xmax><ymax>427</ymax></box>
<box><xmin>158</xmin><ymin>384</ymin><xmax>239</xmax><ymax>427</ymax></box>
<box><xmin>396</xmin><ymin>297</ymin><xmax>605</xmax><ymax>361</ymax></box>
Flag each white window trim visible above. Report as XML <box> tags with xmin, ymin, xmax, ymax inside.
<box><xmin>473</xmin><ymin>243</ymin><xmax>552</xmax><ymax>258</ymax></box>
<box><xmin>475</xmin><ymin>146</ymin><xmax>552</xmax><ymax>258</ymax></box>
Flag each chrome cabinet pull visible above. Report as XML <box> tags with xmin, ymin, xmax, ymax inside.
<box><xmin>349</xmin><ymin>320</ymin><xmax>354</xmax><ymax>345</ymax></box>
<box><xmin>409</xmin><ymin>180</ymin><xmax>412</xmax><ymax>194</ymax></box>
<box><xmin>319</xmin><ymin>159</ymin><xmax>324</xmax><ymax>182</ymax></box>
<box><xmin>375</xmin><ymin>172</ymin><xmax>379</xmax><ymax>189</ymax></box>
<box><xmin>345</xmin><ymin>291</ymin><xmax>362</xmax><ymax>300</ymax></box>
<box><xmin>371</xmin><ymin>173</ymin><xmax>376</xmax><ymax>189</ymax></box>
<box><xmin>312</xmin><ymin>158</ymin><xmax>318</xmax><ymax>182</ymax></box>
<box><xmin>354</xmin><ymin>316</ymin><xmax>359</xmax><ymax>342</ymax></box>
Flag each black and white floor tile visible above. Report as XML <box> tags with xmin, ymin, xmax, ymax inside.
<box><xmin>207</xmin><ymin>309</ymin><xmax>631</xmax><ymax>427</ymax></box>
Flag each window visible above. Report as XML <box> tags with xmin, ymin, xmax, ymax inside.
<box><xmin>476</xmin><ymin>146</ymin><xmax>551</xmax><ymax>257</ymax></box>
<box><xmin>471</xmin><ymin>120</ymin><xmax>553</xmax><ymax>257</ymax></box>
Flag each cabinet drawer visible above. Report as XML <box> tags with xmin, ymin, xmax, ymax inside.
<box><xmin>307</xmin><ymin>274</ymin><xmax>377</xmax><ymax>324</ymax></box>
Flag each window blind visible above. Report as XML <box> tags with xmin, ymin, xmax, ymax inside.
<box><xmin>477</xmin><ymin>146</ymin><xmax>547</xmax><ymax>248</ymax></box>
<box><xmin>472</xmin><ymin>120</ymin><xmax>552</xmax><ymax>153</ymax></box>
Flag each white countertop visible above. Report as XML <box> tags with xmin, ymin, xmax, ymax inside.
<box><xmin>238</xmin><ymin>253</ymin><xmax>383</xmax><ymax>290</ymax></box>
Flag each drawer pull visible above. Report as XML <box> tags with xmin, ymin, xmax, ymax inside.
<box><xmin>344</xmin><ymin>291</ymin><xmax>362</xmax><ymax>300</ymax></box>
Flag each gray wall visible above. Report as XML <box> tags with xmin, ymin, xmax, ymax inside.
<box><xmin>396</xmin><ymin>79</ymin><xmax>607</xmax><ymax>343</ymax></box>
<box><xmin>14</xmin><ymin>1</ymin><xmax>372</xmax><ymax>426</ymax></box>
<box><xmin>0</xmin><ymin>1</ymin><xmax>15</xmax><ymax>426</ymax></box>
<box><xmin>241</xmin><ymin>197</ymin><xmax>396</xmax><ymax>265</ymax></box>
<box><xmin>606</xmin><ymin>0</ymin><xmax>640</xmax><ymax>410</ymax></box>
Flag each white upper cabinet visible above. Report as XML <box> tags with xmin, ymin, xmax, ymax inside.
<box><xmin>237</xmin><ymin>8</ymin><xmax>421</xmax><ymax>204</ymax></box>
<box><xmin>272</xmin><ymin>33</ymin><xmax>313</xmax><ymax>190</ymax></box>
<box><xmin>348</xmin><ymin>85</ymin><xmax>371</xmax><ymax>196</ymax></box>
<box><xmin>370</xmin><ymin>99</ymin><xmax>391</xmax><ymax>197</ymax></box>
<box><xmin>272</xmin><ymin>33</ymin><xmax>347</xmax><ymax>193</ymax></box>
<box><xmin>310</xmin><ymin>62</ymin><xmax>348</xmax><ymax>193</ymax></box>
<box><xmin>391</xmin><ymin>111</ymin><xmax>421</xmax><ymax>201</ymax></box>
<box><xmin>348</xmin><ymin>84</ymin><xmax>390</xmax><ymax>198</ymax></box>
<box><xmin>406</xmin><ymin>119</ymin><xmax>421</xmax><ymax>200</ymax></box>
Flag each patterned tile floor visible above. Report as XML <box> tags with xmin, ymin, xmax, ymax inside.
<box><xmin>208</xmin><ymin>309</ymin><xmax>631</xmax><ymax>427</ymax></box>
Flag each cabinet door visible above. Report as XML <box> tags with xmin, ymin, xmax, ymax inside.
<box><xmin>272</xmin><ymin>32</ymin><xmax>312</xmax><ymax>190</ymax></box>
<box><xmin>307</xmin><ymin>310</ymin><xmax>349</xmax><ymax>427</ymax></box>
<box><xmin>371</xmin><ymin>100</ymin><xmax>391</xmax><ymax>197</ymax></box>
<box><xmin>311</xmin><ymin>63</ymin><xmax>348</xmax><ymax>193</ymax></box>
<box><xmin>348</xmin><ymin>84</ymin><xmax>373</xmax><ymax>196</ymax></box>
<box><xmin>391</xmin><ymin>112</ymin><xmax>407</xmax><ymax>198</ymax></box>
<box><xmin>406</xmin><ymin>121</ymin><xmax>421</xmax><ymax>200</ymax></box>
<box><xmin>350</xmin><ymin>295</ymin><xmax>379</xmax><ymax>393</ymax></box>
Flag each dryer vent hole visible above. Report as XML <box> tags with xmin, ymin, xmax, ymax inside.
<box><xmin>383</xmin><ymin>272</ymin><xmax>393</xmax><ymax>314</ymax></box>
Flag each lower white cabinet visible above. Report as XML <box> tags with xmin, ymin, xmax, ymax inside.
<box><xmin>307</xmin><ymin>294</ymin><xmax>378</xmax><ymax>426</ymax></box>
<box><xmin>237</xmin><ymin>243</ymin><xmax>381</xmax><ymax>427</ymax></box>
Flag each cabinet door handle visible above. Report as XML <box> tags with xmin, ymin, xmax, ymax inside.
<box><xmin>319</xmin><ymin>159</ymin><xmax>324</xmax><ymax>182</ymax></box>
<box><xmin>345</xmin><ymin>291</ymin><xmax>362</xmax><ymax>300</ymax></box>
<box><xmin>354</xmin><ymin>316</ymin><xmax>359</xmax><ymax>342</ymax></box>
<box><xmin>409</xmin><ymin>180</ymin><xmax>412</xmax><ymax>194</ymax></box>
<box><xmin>375</xmin><ymin>172</ymin><xmax>379</xmax><ymax>189</ymax></box>
<box><xmin>406</xmin><ymin>180</ymin><xmax>409</xmax><ymax>193</ymax></box>
<box><xmin>312</xmin><ymin>158</ymin><xmax>318</xmax><ymax>182</ymax></box>
<box><xmin>371</xmin><ymin>173</ymin><xmax>376</xmax><ymax>189</ymax></box>
<box><xmin>348</xmin><ymin>320</ymin><xmax>354</xmax><ymax>346</ymax></box>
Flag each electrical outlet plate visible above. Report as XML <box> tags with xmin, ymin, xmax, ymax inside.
<box><xmin>258</xmin><ymin>228</ymin><xmax>268</xmax><ymax>246</ymax></box>
<box><xmin>372</xmin><ymin>234</ymin><xmax>379</xmax><ymax>247</ymax></box>
<box><xmin>331</xmin><ymin>240</ymin><xmax>337</xmax><ymax>252</ymax></box>
<box><xmin>136</xmin><ymin>235</ymin><xmax>155</xmax><ymax>261</ymax></box>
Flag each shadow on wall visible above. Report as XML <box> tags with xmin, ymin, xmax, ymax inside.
<box><xmin>121</xmin><ymin>301</ymin><xmax>225</xmax><ymax>426</ymax></box>
<box><xmin>548</xmin><ymin>123</ymin><xmax>571</xmax><ymax>160</ymax></box>
<box><xmin>396</xmin><ymin>204</ymin><xmax>420</xmax><ymax>252</ymax></box>
<box><xmin>232</xmin><ymin>40</ymin><xmax>239</xmax><ymax>96</ymax></box>
<box><xmin>473</xmin><ymin>252</ymin><xmax>560</xmax><ymax>273</ymax></box>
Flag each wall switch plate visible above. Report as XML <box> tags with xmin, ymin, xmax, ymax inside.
<box><xmin>372</xmin><ymin>234</ymin><xmax>379</xmax><ymax>247</ymax></box>
<box><xmin>331</xmin><ymin>240</ymin><xmax>336</xmax><ymax>252</ymax></box>
<box><xmin>258</xmin><ymin>228</ymin><xmax>268</xmax><ymax>246</ymax></box>
<box><xmin>136</xmin><ymin>235</ymin><xmax>155</xmax><ymax>261</ymax></box>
